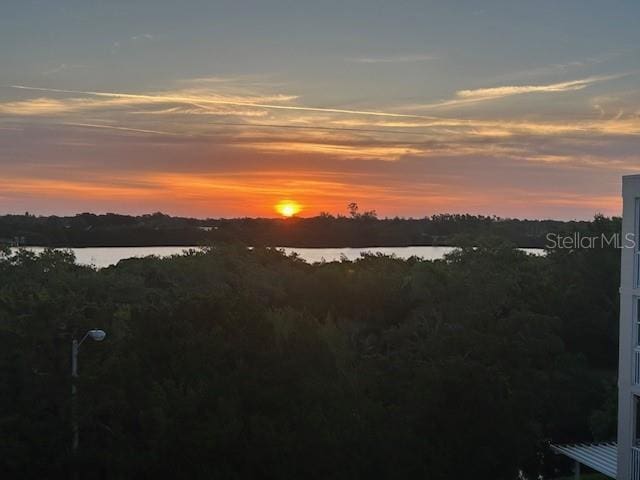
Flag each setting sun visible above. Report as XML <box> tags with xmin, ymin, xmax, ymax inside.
<box><xmin>275</xmin><ymin>200</ymin><xmax>301</xmax><ymax>218</ymax></box>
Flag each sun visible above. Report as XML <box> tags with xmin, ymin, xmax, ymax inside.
<box><xmin>275</xmin><ymin>200</ymin><xmax>301</xmax><ymax>218</ymax></box>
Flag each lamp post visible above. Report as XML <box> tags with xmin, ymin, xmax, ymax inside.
<box><xmin>71</xmin><ymin>329</ymin><xmax>106</xmax><ymax>455</ymax></box>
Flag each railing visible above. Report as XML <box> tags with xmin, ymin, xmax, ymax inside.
<box><xmin>632</xmin><ymin>446</ymin><xmax>640</xmax><ymax>480</ymax></box>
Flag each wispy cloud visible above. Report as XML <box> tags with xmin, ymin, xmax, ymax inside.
<box><xmin>408</xmin><ymin>74</ymin><xmax>626</xmax><ymax>111</ymax></box>
<box><xmin>179</xmin><ymin>76</ymin><xmax>238</xmax><ymax>84</ymax></box>
<box><xmin>131</xmin><ymin>33</ymin><xmax>154</xmax><ymax>41</ymax></box>
<box><xmin>8</xmin><ymin>85</ymin><xmax>438</xmax><ymax>119</ymax></box>
<box><xmin>456</xmin><ymin>76</ymin><xmax>615</xmax><ymax>100</ymax></box>
<box><xmin>0</xmin><ymin>97</ymin><xmax>79</xmax><ymax>115</ymax></box>
<box><xmin>2</xmin><ymin>86</ymin><xmax>299</xmax><ymax>116</ymax></box>
<box><xmin>348</xmin><ymin>54</ymin><xmax>437</xmax><ymax>64</ymax></box>
<box><xmin>177</xmin><ymin>74</ymin><xmax>289</xmax><ymax>91</ymax></box>
<box><xmin>242</xmin><ymin>140</ymin><xmax>424</xmax><ymax>160</ymax></box>
<box><xmin>325</xmin><ymin>114</ymin><xmax>640</xmax><ymax>137</ymax></box>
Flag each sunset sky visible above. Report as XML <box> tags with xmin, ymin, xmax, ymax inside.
<box><xmin>1</xmin><ymin>1</ymin><xmax>639</xmax><ymax>219</ymax></box>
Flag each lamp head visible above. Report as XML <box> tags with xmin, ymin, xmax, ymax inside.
<box><xmin>88</xmin><ymin>329</ymin><xmax>106</xmax><ymax>342</ymax></box>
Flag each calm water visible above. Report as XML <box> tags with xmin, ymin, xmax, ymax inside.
<box><xmin>14</xmin><ymin>245</ymin><xmax>544</xmax><ymax>269</ymax></box>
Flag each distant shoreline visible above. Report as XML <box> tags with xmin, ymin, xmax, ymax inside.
<box><xmin>0</xmin><ymin>212</ymin><xmax>606</xmax><ymax>250</ymax></box>
<box><xmin>8</xmin><ymin>245</ymin><xmax>545</xmax><ymax>269</ymax></box>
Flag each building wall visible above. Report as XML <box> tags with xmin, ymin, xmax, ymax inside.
<box><xmin>617</xmin><ymin>175</ymin><xmax>640</xmax><ymax>480</ymax></box>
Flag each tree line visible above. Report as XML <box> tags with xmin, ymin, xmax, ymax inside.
<box><xmin>0</xmin><ymin>210</ymin><xmax>593</xmax><ymax>248</ymax></box>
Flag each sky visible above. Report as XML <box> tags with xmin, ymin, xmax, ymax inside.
<box><xmin>1</xmin><ymin>0</ymin><xmax>639</xmax><ymax>219</ymax></box>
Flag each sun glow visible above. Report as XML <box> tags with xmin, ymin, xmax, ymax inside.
<box><xmin>275</xmin><ymin>200</ymin><xmax>301</xmax><ymax>217</ymax></box>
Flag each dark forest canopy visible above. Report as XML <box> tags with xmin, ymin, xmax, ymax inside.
<box><xmin>0</xmin><ymin>214</ymin><xmax>622</xmax><ymax>478</ymax></box>
<box><xmin>0</xmin><ymin>210</ymin><xmax>601</xmax><ymax>248</ymax></box>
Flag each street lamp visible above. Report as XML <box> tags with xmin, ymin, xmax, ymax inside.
<box><xmin>71</xmin><ymin>329</ymin><xmax>107</xmax><ymax>454</ymax></box>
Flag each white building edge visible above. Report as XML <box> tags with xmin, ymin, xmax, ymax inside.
<box><xmin>616</xmin><ymin>174</ymin><xmax>640</xmax><ymax>480</ymax></box>
<box><xmin>552</xmin><ymin>174</ymin><xmax>640</xmax><ymax>479</ymax></box>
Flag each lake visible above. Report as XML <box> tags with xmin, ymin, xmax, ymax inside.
<box><xmin>13</xmin><ymin>245</ymin><xmax>544</xmax><ymax>269</ymax></box>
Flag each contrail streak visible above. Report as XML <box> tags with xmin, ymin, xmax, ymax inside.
<box><xmin>204</xmin><ymin>121</ymin><xmax>434</xmax><ymax>136</ymax></box>
<box><xmin>10</xmin><ymin>85</ymin><xmax>440</xmax><ymax>120</ymax></box>
<box><xmin>65</xmin><ymin>120</ymin><xmax>434</xmax><ymax>138</ymax></box>
<box><xmin>63</xmin><ymin>122</ymin><xmax>181</xmax><ymax>136</ymax></box>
